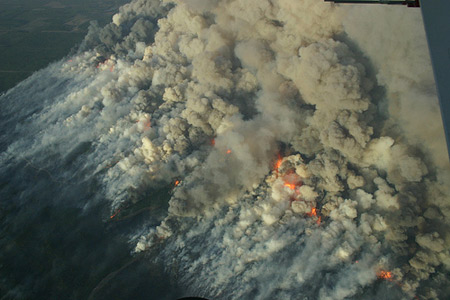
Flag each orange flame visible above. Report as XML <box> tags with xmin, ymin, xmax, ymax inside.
<box><xmin>307</xmin><ymin>207</ymin><xmax>317</xmax><ymax>217</ymax></box>
<box><xmin>226</xmin><ymin>149</ymin><xmax>231</xmax><ymax>154</ymax></box>
<box><xmin>211</xmin><ymin>139</ymin><xmax>215</xmax><ymax>146</ymax></box>
<box><xmin>306</xmin><ymin>207</ymin><xmax>321</xmax><ymax>224</ymax></box>
<box><xmin>377</xmin><ymin>270</ymin><xmax>393</xmax><ymax>281</ymax></box>
<box><xmin>284</xmin><ymin>182</ymin><xmax>296</xmax><ymax>190</ymax></box>
<box><xmin>174</xmin><ymin>180</ymin><xmax>180</xmax><ymax>186</ymax></box>
<box><xmin>110</xmin><ymin>209</ymin><xmax>121</xmax><ymax>219</ymax></box>
<box><xmin>316</xmin><ymin>216</ymin><xmax>321</xmax><ymax>225</ymax></box>
<box><xmin>274</xmin><ymin>154</ymin><xmax>283</xmax><ymax>176</ymax></box>
<box><xmin>275</xmin><ymin>157</ymin><xmax>282</xmax><ymax>170</ymax></box>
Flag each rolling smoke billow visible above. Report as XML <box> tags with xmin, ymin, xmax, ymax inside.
<box><xmin>0</xmin><ymin>0</ymin><xmax>449</xmax><ymax>299</ymax></box>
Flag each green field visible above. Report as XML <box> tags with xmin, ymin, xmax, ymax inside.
<box><xmin>0</xmin><ymin>0</ymin><xmax>130</xmax><ymax>92</ymax></box>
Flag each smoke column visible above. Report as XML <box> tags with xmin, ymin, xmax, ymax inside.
<box><xmin>0</xmin><ymin>0</ymin><xmax>449</xmax><ymax>299</ymax></box>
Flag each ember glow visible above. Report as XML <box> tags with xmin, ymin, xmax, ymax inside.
<box><xmin>110</xmin><ymin>209</ymin><xmax>121</xmax><ymax>219</ymax></box>
<box><xmin>307</xmin><ymin>207</ymin><xmax>318</xmax><ymax>217</ymax></box>
<box><xmin>306</xmin><ymin>207</ymin><xmax>321</xmax><ymax>225</ymax></box>
<box><xmin>377</xmin><ymin>270</ymin><xmax>394</xmax><ymax>281</ymax></box>
<box><xmin>316</xmin><ymin>216</ymin><xmax>322</xmax><ymax>225</ymax></box>
<box><xmin>1</xmin><ymin>0</ymin><xmax>449</xmax><ymax>299</ymax></box>
<box><xmin>284</xmin><ymin>182</ymin><xmax>296</xmax><ymax>190</ymax></box>
<box><xmin>274</xmin><ymin>155</ymin><xmax>283</xmax><ymax>174</ymax></box>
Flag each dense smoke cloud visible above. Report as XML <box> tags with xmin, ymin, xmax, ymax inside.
<box><xmin>343</xmin><ymin>5</ymin><xmax>448</xmax><ymax>166</ymax></box>
<box><xmin>1</xmin><ymin>0</ymin><xmax>449</xmax><ymax>299</ymax></box>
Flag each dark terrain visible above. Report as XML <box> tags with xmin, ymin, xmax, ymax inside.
<box><xmin>0</xmin><ymin>0</ymin><xmax>128</xmax><ymax>92</ymax></box>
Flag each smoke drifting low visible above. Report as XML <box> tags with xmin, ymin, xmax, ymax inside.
<box><xmin>1</xmin><ymin>0</ymin><xmax>449</xmax><ymax>299</ymax></box>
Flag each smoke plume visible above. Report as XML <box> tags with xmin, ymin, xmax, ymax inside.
<box><xmin>1</xmin><ymin>0</ymin><xmax>449</xmax><ymax>299</ymax></box>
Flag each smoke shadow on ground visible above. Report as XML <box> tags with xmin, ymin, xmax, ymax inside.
<box><xmin>0</xmin><ymin>153</ymin><xmax>176</xmax><ymax>299</ymax></box>
<box><xmin>88</xmin><ymin>251</ymin><xmax>181</xmax><ymax>300</ymax></box>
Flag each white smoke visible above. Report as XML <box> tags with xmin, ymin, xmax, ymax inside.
<box><xmin>1</xmin><ymin>0</ymin><xmax>449</xmax><ymax>299</ymax></box>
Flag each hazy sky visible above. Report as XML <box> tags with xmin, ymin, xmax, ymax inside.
<box><xmin>421</xmin><ymin>0</ymin><xmax>450</xmax><ymax>158</ymax></box>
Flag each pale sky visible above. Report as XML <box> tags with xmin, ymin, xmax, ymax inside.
<box><xmin>421</xmin><ymin>0</ymin><xmax>450</xmax><ymax>157</ymax></box>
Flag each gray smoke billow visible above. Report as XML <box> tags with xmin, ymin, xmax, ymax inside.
<box><xmin>1</xmin><ymin>0</ymin><xmax>449</xmax><ymax>299</ymax></box>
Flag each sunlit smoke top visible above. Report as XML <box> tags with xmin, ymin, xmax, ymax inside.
<box><xmin>1</xmin><ymin>0</ymin><xmax>449</xmax><ymax>299</ymax></box>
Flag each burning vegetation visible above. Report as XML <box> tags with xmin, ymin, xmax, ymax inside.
<box><xmin>270</xmin><ymin>153</ymin><xmax>322</xmax><ymax>225</ymax></box>
<box><xmin>377</xmin><ymin>270</ymin><xmax>394</xmax><ymax>281</ymax></box>
<box><xmin>109</xmin><ymin>208</ymin><xmax>121</xmax><ymax>219</ymax></box>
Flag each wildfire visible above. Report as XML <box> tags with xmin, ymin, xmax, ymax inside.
<box><xmin>110</xmin><ymin>208</ymin><xmax>121</xmax><ymax>219</ymax></box>
<box><xmin>307</xmin><ymin>207</ymin><xmax>317</xmax><ymax>217</ymax></box>
<box><xmin>377</xmin><ymin>270</ymin><xmax>393</xmax><ymax>281</ymax></box>
<box><xmin>105</xmin><ymin>160</ymin><xmax>119</xmax><ymax>169</ymax></box>
<box><xmin>95</xmin><ymin>59</ymin><xmax>115</xmax><ymax>72</ymax></box>
<box><xmin>274</xmin><ymin>154</ymin><xmax>283</xmax><ymax>175</ymax></box>
<box><xmin>226</xmin><ymin>149</ymin><xmax>232</xmax><ymax>154</ymax></box>
<box><xmin>275</xmin><ymin>156</ymin><xmax>283</xmax><ymax>170</ymax></box>
<box><xmin>306</xmin><ymin>207</ymin><xmax>321</xmax><ymax>225</ymax></box>
<box><xmin>174</xmin><ymin>180</ymin><xmax>180</xmax><ymax>186</ymax></box>
<box><xmin>284</xmin><ymin>182</ymin><xmax>296</xmax><ymax>190</ymax></box>
<box><xmin>96</xmin><ymin>59</ymin><xmax>107</xmax><ymax>69</ymax></box>
<box><xmin>135</xmin><ymin>119</ymin><xmax>151</xmax><ymax>130</ymax></box>
<box><xmin>211</xmin><ymin>138</ymin><xmax>215</xmax><ymax>146</ymax></box>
